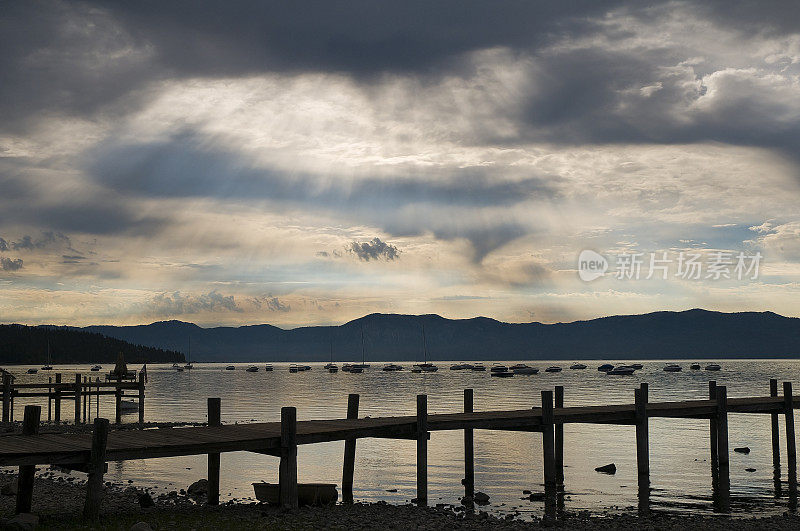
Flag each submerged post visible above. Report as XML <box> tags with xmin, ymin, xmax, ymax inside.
<box><xmin>784</xmin><ymin>382</ymin><xmax>797</xmax><ymax>495</ymax></box>
<box><xmin>635</xmin><ymin>383</ymin><xmax>650</xmax><ymax>503</ymax></box>
<box><xmin>74</xmin><ymin>374</ymin><xmax>81</xmax><ymax>424</ymax></box>
<box><xmin>554</xmin><ymin>385</ymin><xmax>564</xmax><ymax>489</ymax></box>
<box><xmin>715</xmin><ymin>385</ymin><xmax>730</xmax><ymax>511</ymax></box>
<box><xmin>416</xmin><ymin>394</ymin><xmax>428</xmax><ymax>506</ymax></box>
<box><xmin>342</xmin><ymin>393</ymin><xmax>359</xmax><ymax>504</ymax></box>
<box><xmin>279</xmin><ymin>406</ymin><xmax>298</xmax><ymax>510</ymax></box>
<box><xmin>463</xmin><ymin>389</ymin><xmax>475</xmax><ymax>499</ymax></box>
<box><xmin>83</xmin><ymin>417</ymin><xmax>109</xmax><ymax>520</ymax></box>
<box><xmin>2</xmin><ymin>373</ymin><xmax>10</xmax><ymax>423</ymax></box>
<box><xmin>138</xmin><ymin>372</ymin><xmax>145</xmax><ymax>427</ymax></box>
<box><xmin>207</xmin><ymin>398</ymin><xmax>221</xmax><ymax>506</ymax></box>
<box><xmin>15</xmin><ymin>405</ymin><xmax>40</xmax><ymax>514</ymax></box>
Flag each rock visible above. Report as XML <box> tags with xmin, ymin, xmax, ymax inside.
<box><xmin>473</xmin><ymin>491</ymin><xmax>490</xmax><ymax>505</ymax></box>
<box><xmin>137</xmin><ymin>491</ymin><xmax>155</xmax><ymax>508</ymax></box>
<box><xmin>124</xmin><ymin>486</ymin><xmax>139</xmax><ymax>496</ymax></box>
<box><xmin>1</xmin><ymin>483</ymin><xmax>17</xmax><ymax>496</ymax></box>
<box><xmin>460</xmin><ymin>496</ymin><xmax>474</xmax><ymax>507</ymax></box>
<box><xmin>746</xmin><ymin>468</ymin><xmax>757</xmax><ymax>472</ymax></box>
<box><xmin>4</xmin><ymin>513</ymin><xmax>39</xmax><ymax>530</ymax></box>
<box><xmin>179</xmin><ymin>489</ymin><xmax>186</xmax><ymax>495</ymax></box>
<box><xmin>167</xmin><ymin>490</ymin><xmax>178</xmax><ymax>497</ymax></box>
<box><xmin>187</xmin><ymin>479</ymin><xmax>208</xmax><ymax>499</ymax></box>
<box><xmin>595</xmin><ymin>463</ymin><xmax>617</xmax><ymax>474</ymax></box>
<box><xmin>734</xmin><ymin>447</ymin><xmax>751</xmax><ymax>454</ymax></box>
<box><xmin>129</xmin><ymin>522</ymin><xmax>154</xmax><ymax>531</ymax></box>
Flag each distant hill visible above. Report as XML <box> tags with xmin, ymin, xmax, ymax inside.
<box><xmin>0</xmin><ymin>324</ymin><xmax>185</xmax><ymax>364</ymax></box>
<box><xmin>74</xmin><ymin>309</ymin><xmax>800</xmax><ymax>362</ymax></box>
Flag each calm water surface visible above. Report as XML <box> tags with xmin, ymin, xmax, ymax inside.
<box><xmin>4</xmin><ymin>359</ymin><xmax>800</xmax><ymax>519</ymax></box>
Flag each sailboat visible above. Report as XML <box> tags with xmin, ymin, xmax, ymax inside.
<box><xmin>413</xmin><ymin>323</ymin><xmax>438</xmax><ymax>372</ymax></box>
<box><xmin>41</xmin><ymin>336</ymin><xmax>53</xmax><ymax>370</ymax></box>
<box><xmin>183</xmin><ymin>334</ymin><xmax>193</xmax><ymax>369</ymax></box>
<box><xmin>324</xmin><ymin>331</ymin><xmax>338</xmax><ymax>373</ymax></box>
<box><xmin>348</xmin><ymin>324</ymin><xmax>367</xmax><ymax>373</ymax></box>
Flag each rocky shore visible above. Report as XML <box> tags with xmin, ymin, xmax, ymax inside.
<box><xmin>1</xmin><ymin>470</ymin><xmax>800</xmax><ymax>530</ymax></box>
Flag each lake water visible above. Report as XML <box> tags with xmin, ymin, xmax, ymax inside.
<box><xmin>4</xmin><ymin>359</ymin><xmax>800</xmax><ymax>519</ymax></box>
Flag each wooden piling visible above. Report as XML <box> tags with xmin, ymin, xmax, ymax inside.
<box><xmin>785</xmin><ymin>382</ymin><xmax>797</xmax><ymax>493</ymax></box>
<box><xmin>709</xmin><ymin>380</ymin><xmax>718</xmax><ymax>484</ymax></box>
<box><xmin>416</xmin><ymin>394</ymin><xmax>428</xmax><ymax>506</ymax></box>
<box><xmin>342</xmin><ymin>393</ymin><xmax>359</xmax><ymax>504</ymax></box>
<box><xmin>207</xmin><ymin>398</ymin><xmax>221</xmax><ymax>506</ymax></box>
<box><xmin>463</xmin><ymin>389</ymin><xmax>475</xmax><ymax>499</ymax></box>
<box><xmin>279</xmin><ymin>406</ymin><xmax>298</xmax><ymax>510</ymax></box>
<box><xmin>138</xmin><ymin>372</ymin><xmax>145</xmax><ymax>427</ymax></box>
<box><xmin>541</xmin><ymin>390</ymin><xmax>556</xmax><ymax>489</ymax></box>
<box><xmin>48</xmin><ymin>377</ymin><xmax>52</xmax><ymax>422</ymax></box>
<box><xmin>83</xmin><ymin>417</ymin><xmax>109</xmax><ymax>520</ymax></box>
<box><xmin>554</xmin><ymin>385</ymin><xmax>564</xmax><ymax>489</ymax></box>
<box><xmin>715</xmin><ymin>385</ymin><xmax>730</xmax><ymax>510</ymax></box>
<box><xmin>15</xmin><ymin>405</ymin><xmax>40</xmax><ymax>514</ymax></box>
<box><xmin>54</xmin><ymin>373</ymin><xmax>61</xmax><ymax>424</ymax></box>
<box><xmin>2</xmin><ymin>373</ymin><xmax>10</xmax><ymax>423</ymax></box>
<box><xmin>114</xmin><ymin>385</ymin><xmax>121</xmax><ymax>425</ymax></box>
<box><xmin>74</xmin><ymin>374</ymin><xmax>81</xmax><ymax>425</ymax></box>
<box><xmin>771</xmin><ymin>379</ymin><xmax>781</xmax><ymax>472</ymax></box>
<box><xmin>635</xmin><ymin>383</ymin><xmax>650</xmax><ymax>494</ymax></box>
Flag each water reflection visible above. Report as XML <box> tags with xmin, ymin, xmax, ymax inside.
<box><xmin>3</xmin><ymin>359</ymin><xmax>800</xmax><ymax>519</ymax></box>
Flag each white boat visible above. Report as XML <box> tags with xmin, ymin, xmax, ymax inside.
<box><xmin>246</xmin><ymin>365</ymin><xmax>259</xmax><ymax>372</ymax></box>
<box><xmin>183</xmin><ymin>363</ymin><xmax>193</xmax><ymax>369</ymax></box>
<box><xmin>569</xmin><ymin>363</ymin><xmax>587</xmax><ymax>370</ymax></box>
<box><xmin>264</xmin><ymin>364</ymin><xmax>273</xmax><ymax>371</ymax></box>
<box><xmin>663</xmin><ymin>364</ymin><xmax>682</xmax><ymax>372</ymax></box>
<box><xmin>705</xmin><ymin>363</ymin><xmax>721</xmax><ymax>371</ymax></box>
<box><xmin>513</xmin><ymin>366</ymin><xmax>539</xmax><ymax>375</ymax></box>
<box><xmin>323</xmin><ymin>363</ymin><xmax>337</xmax><ymax>370</ymax></box>
<box><xmin>412</xmin><ymin>324</ymin><xmax>438</xmax><ymax>372</ymax></box>
<box><xmin>509</xmin><ymin>363</ymin><xmax>529</xmax><ymax>371</ymax></box>
<box><xmin>225</xmin><ymin>365</ymin><xmax>235</xmax><ymax>370</ymax></box>
<box><xmin>41</xmin><ymin>337</ymin><xmax>53</xmax><ymax>370</ymax></box>
<box><xmin>690</xmin><ymin>363</ymin><xmax>701</xmax><ymax>370</ymax></box>
<box><xmin>545</xmin><ymin>366</ymin><xmax>562</xmax><ymax>373</ymax></box>
<box><xmin>289</xmin><ymin>364</ymin><xmax>299</xmax><ymax>373</ymax></box>
<box><xmin>607</xmin><ymin>365</ymin><xmax>636</xmax><ymax>375</ymax></box>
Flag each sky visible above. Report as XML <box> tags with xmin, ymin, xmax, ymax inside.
<box><xmin>1</xmin><ymin>1</ymin><xmax>800</xmax><ymax>327</ymax></box>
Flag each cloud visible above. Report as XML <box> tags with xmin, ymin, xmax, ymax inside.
<box><xmin>0</xmin><ymin>238</ymin><xmax>7</xmax><ymax>251</ymax></box>
<box><xmin>265</xmin><ymin>297</ymin><xmax>290</xmax><ymax>312</ymax></box>
<box><xmin>1</xmin><ymin>257</ymin><xmax>23</xmax><ymax>271</ymax></box>
<box><xmin>349</xmin><ymin>238</ymin><xmax>399</xmax><ymax>261</ymax></box>
<box><xmin>148</xmin><ymin>290</ymin><xmax>243</xmax><ymax>316</ymax></box>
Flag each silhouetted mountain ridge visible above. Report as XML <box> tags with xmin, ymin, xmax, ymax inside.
<box><xmin>67</xmin><ymin>309</ymin><xmax>800</xmax><ymax>362</ymax></box>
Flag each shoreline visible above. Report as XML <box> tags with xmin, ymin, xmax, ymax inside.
<box><xmin>1</xmin><ymin>471</ymin><xmax>800</xmax><ymax>530</ymax></box>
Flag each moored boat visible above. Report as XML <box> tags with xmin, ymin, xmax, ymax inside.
<box><xmin>490</xmin><ymin>364</ymin><xmax>508</xmax><ymax>373</ymax></box>
<box><xmin>545</xmin><ymin>366</ymin><xmax>562</xmax><ymax>373</ymax></box>
<box><xmin>26</xmin><ymin>368</ymin><xmax>38</xmax><ymax>374</ymax></box>
<box><xmin>663</xmin><ymin>364</ymin><xmax>682</xmax><ymax>372</ymax></box>
<box><xmin>491</xmin><ymin>370</ymin><xmax>514</xmax><ymax>377</ymax></box>
<box><xmin>264</xmin><ymin>364</ymin><xmax>273</xmax><ymax>371</ymax></box>
<box><xmin>225</xmin><ymin>365</ymin><xmax>235</xmax><ymax>370</ymax></box>
<box><xmin>450</xmin><ymin>363</ymin><xmax>472</xmax><ymax>370</ymax></box>
<box><xmin>90</xmin><ymin>365</ymin><xmax>102</xmax><ymax>371</ymax></box>
<box><xmin>470</xmin><ymin>363</ymin><xmax>486</xmax><ymax>371</ymax></box>
<box><xmin>246</xmin><ymin>365</ymin><xmax>259</xmax><ymax>372</ymax></box>
<box><xmin>598</xmin><ymin>364</ymin><xmax>614</xmax><ymax>372</ymax></box>
<box><xmin>690</xmin><ymin>363</ymin><xmax>701</xmax><ymax>370</ymax></box>
<box><xmin>607</xmin><ymin>365</ymin><xmax>636</xmax><ymax>375</ymax></box>
<box><xmin>513</xmin><ymin>366</ymin><xmax>539</xmax><ymax>375</ymax></box>
<box><xmin>569</xmin><ymin>363</ymin><xmax>587</xmax><ymax>370</ymax></box>
<box><xmin>630</xmin><ymin>363</ymin><xmax>643</xmax><ymax>370</ymax></box>
<box><xmin>705</xmin><ymin>363</ymin><xmax>721</xmax><ymax>371</ymax></box>
<box><xmin>383</xmin><ymin>363</ymin><xmax>403</xmax><ymax>371</ymax></box>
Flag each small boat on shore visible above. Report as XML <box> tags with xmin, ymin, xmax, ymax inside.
<box><xmin>570</xmin><ymin>363</ymin><xmax>587</xmax><ymax>370</ymax></box>
<box><xmin>663</xmin><ymin>364</ymin><xmax>682</xmax><ymax>372</ymax></box>
<box><xmin>545</xmin><ymin>366</ymin><xmax>562</xmax><ymax>373</ymax></box>
<box><xmin>470</xmin><ymin>363</ymin><xmax>486</xmax><ymax>371</ymax></box>
<box><xmin>598</xmin><ymin>364</ymin><xmax>614</xmax><ymax>372</ymax></box>
<box><xmin>690</xmin><ymin>363</ymin><xmax>701</xmax><ymax>370</ymax></box>
<box><xmin>225</xmin><ymin>365</ymin><xmax>235</xmax><ymax>370</ymax></box>
<box><xmin>246</xmin><ymin>365</ymin><xmax>259</xmax><ymax>372</ymax></box>
<box><xmin>705</xmin><ymin>363</ymin><xmax>721</xmax><ymax>371</ymax></box>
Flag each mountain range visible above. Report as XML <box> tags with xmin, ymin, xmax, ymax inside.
<box><xmin>63</xmin><ymin>309</ymin><xmax>800</xmax><ymax>362</ymax></box>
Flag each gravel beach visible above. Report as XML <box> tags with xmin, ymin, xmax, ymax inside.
<box><xmin>1</xmin><ymin>469</ymin><xmax>800</xmax><ymax>530</ymax></box>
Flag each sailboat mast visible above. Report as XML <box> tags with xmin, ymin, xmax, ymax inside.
<box><xmin>360</xmin><ymin>324</ymin><xmax>365</xmax><ymax>364</ymax></box>
<box><xmin>422</xmin><ymin>323</ymin><xmax>427</xmax><ymax>363</ymax></box>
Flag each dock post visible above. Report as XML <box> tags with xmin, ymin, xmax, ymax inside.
<box><xmin>416</xmin><ymin>394</ymin><xmax>428</xmax><ymax>506</ymax></box>
<box><xmin>714</xmin><ymin>385</ymin><xmax>730</xmax><ymax>511</ymax></box>
<box><xmin>138</xmin><ymin>372</ymin><xmax>145</xmax><ymax>427</ymax></box>
<box><xmin>15</xmin><ymin>405</ymin><xmax>40</xmax><ymax>514</ymax></box>
<box><xmin>207</xmin><ymin>398</ymin><xmax>221</xmax><ymax>506</ymax></box>
<box><xmin>2</xmin><ymin>373</ymin><xmax>10</xmax><ymax>423</ymax></box>
<box><xmin>771</xmin><ymin>379</ymin><xmax>782</xmax><ymax>492</ymax></box>
<box><xmin>114</xmin><ymin>385</ymin><xmax>121</xmax><ymax>425</ymax></box>
<box><xmin>83</xmin><ymin>417</ymin><xmax>109</xmax><ymax>520</ymax></box>
<box><xmin>342</xmin><ymin>393</ymin><xmax>359</xmax><ymax>504</ymax></box>
<box><xmin>542</xmin><ymin>390</ymin><xmax>556</xmax><ymax>522</ymax></box>
<box><xmin>279</xmin><ymin>406</ymin><xmax>298</xmax><ymax>510</ymax></box>
<box><xmin>784</xmin><ymin>382</ymin><xmax>797</xmax><ymax>496</ymax></box>
<box><xmin>635</xmin><ymin>383</ymin><xmax>650</xmax><ymax>511</ymax></box>
<box><xmin>708</xmin><ymin>380</ymin><xmax>718</xmax><ymax>485</ymax></box>
<box><xmin>463</xmin><ymin>389</ymin><xmax>474</xmax><ymax>499</ymax></box>
<box><xmin>48</xmin><ymin>377</ymin><xmax>52</xmax><ymax>422</ymax></box>
<box><xmin>554</xmin><ymin>385</ymin><xmax>564</xmax><ymax>489</ymax></box>
<box><xmin>82</xmin><ymin>377</ymin><xmax>87</xmax><ymax>423</ymax></box>
<box><xmin>74</xmin><ymin>374</ymin><xmax>81</xmax><ymax>424</ymax></box>
<box><xmin>54</xmin><ymin>373</ymin><xmax>61</xmax><ymax>424</ymax></box>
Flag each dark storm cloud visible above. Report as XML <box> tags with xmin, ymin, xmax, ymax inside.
<box><xmin>349</xmin><ymin>238</ymin><xmax>399</xmax><ymax>262</ymax></box>
<box><xmin>1</xmin><ymin>258</ymin><xmax>23</xmax><ymax>271</ymax></box>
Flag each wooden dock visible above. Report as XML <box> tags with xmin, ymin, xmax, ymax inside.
<box><xmin>0</xmin><ymin>379</ymin><xmax>797</xmax><ymax>519</ymax></box>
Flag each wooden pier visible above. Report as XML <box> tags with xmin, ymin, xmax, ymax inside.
<box><xmin>1</xmin><ymin>372</ymin><xmax>146</xmax><ymax>426</ymax></box>
<box><xmin>0</xmin><ymin>379</ymin><xmax>797</xmax><ymax>519</ymax></box>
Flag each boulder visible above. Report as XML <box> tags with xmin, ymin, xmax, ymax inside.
<box><xmin>595</xmin><ymin>463</ymin><xmax>617</xmax><ymax>474</ymax></box>
<box><xmin>187</xmin><ymin>479</ymin><xmax>208</xmax><ymax>499</ymax></box>
<box><xmin>4</xmin><ymin>513</ymin><xmax>39</xmax><ymax>530</ymax></box>
<box><xmin>473</xmin><ymin>491</ymin><xmax>490</xmax><ymax>505</ymax></box>
<box><xmin>734</xmin><ymin>447</ymin><xmax>751</xmax><ymax>454</ymax></box>
<box><xmin>137</xmin><ymin>491</ymin><xmax>155</xmax><ymax>508</ymax></box>
<box><xmin>460</xmin><ymin>496</ymin><xmax>474</xmax><ymax>508</ymax></box>
<box><xmin>129</xmin><ymin>522</ymin><xmax>154</xmax><ymax>531</ymax></box>
<box><xmin>1</xmin><ymin>483</ymin><xmax>17</xmax><ymax>496</ymax></box>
